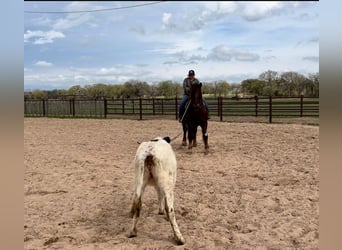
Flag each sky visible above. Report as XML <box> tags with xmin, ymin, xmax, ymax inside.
<box><xmin>24</xmin><ymin>1</ymin><xmax>319</xmax><ymax>91</ymax></box>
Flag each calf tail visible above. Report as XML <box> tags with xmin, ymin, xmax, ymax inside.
<box><xmin>144</xmin><ymin>154</ymin><xmax>155</xmax><ymax>177</ymax></box>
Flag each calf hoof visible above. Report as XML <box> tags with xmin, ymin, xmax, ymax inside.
<box><xmin>175</xmin><ymin>235</ymin><xmax>185</xmax><ymax>245</ymax></box>
<box><xmin>128</xmin><ymin>230</ymin><xmax>137</xmax><ymax>238</ymax></box>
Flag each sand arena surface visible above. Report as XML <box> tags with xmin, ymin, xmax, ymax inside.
<box><xmin>24</xmin><ymin>118</ymin><xmax>319</xmax><ymax>249</ymax></box>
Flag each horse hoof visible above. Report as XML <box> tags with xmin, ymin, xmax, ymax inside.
<box><xmin>204</xmin><ymin>147</ymin><xmax>209</xmax><ymax>155</ymax></box>
<box><xmin>193</xmin><ymin>142</ymin><xmax>197</xmax><ymax>147</ymax></box>
<box><xmin>182</xmin><ymin>141</ymin><xmax>187</xmax><ymax>146</ymax></box>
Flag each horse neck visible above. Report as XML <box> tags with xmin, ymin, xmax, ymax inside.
<box><xmin>190</xmin><ymin>88</ymin><xmax>202</xmax><ymax>106</ymax></box>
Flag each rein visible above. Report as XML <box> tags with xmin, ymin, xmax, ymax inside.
<box><xmin>137</xmin><ymin>133</ymin><xmax>182</xmax><ymax>145</ymax></box>
<box><xmin>179</xmin><ymin>99</ymin><xmax>191</xmax><ymax>123</ymax></box>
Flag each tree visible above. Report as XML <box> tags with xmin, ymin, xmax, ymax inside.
<box><xmin>157</xmin><ymin>80</ymin><xmax>181</xmax><ymax>97</ymax></box>
<box><xmin>67</xmin><ymin>85</ymin><xmax>84</xmax><ymax>96</ymax></box>
<box><xmin>241</xmin><ymin>79</ymin><xmax>265</xmax><ymax>96</ymax></box>
<box><xmin>31</xmin><ymin>89</ymin><xmax>48</xmax><ymax>99</ymax></box>
<box><xmin>280</xmin><ymin>72</ymin><xmax>306</xmax><ymax>96</ymax></box>
<box><xmin>308</xmin><ymin>72</ymin><xmax>319</xmax><ymax>97</ymax></box>
<box><xmin>259</xmin><ymin>70</ymin><xmax>279</xmax><ymax>96</ymax></box>
<box><xmin>121</xmin><ymin>81</ymin><xmax>136</xmax><ymax>98</ymax></box>
<box><xmin>84</xmin><ymin>83</ymin><xmax>110</xmax><ymax>99</ymax></box>
<box><xmin>230</xmin><ymin>83</ymin><xmax>241</xmax><ymax>97</ymax></box>
<box><xmin>107</xmin><ymin>84</ymin><xmax>123</xmax><ymax>98</ymax></box>
<box><xmin>134</xmin><ymin>81</ymin><xmax>151</xmax><ymax>97</ymax></box>
<box><xmin>216</xmin><ymin>80</ymin><xmax>230</xmax><ymax>97</ymax></box>
<box><xmin>201</xmin><ymin>82</ymin><xmax>211</xmax><ymax>96</ymax></box>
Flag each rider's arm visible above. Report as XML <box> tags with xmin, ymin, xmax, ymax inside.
<box><xmin>183</xmin><ymin>78</ymin><xmax>190</xmax><ymax>95</ymax></box>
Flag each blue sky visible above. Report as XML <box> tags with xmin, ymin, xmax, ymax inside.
<box><xmin>24</xmin><ymin>1</ymin><xmax>319</xmax><ymax>91</ymax></box>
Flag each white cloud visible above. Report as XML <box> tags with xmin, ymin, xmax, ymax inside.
<box><xmin>35</xmin><ymin>61</ymin><xmax>53</xmax><ymax>67</ymax></box>
<box><xmin>207</xmin><ymin>45</ymin><xmax>232</xmax><ymax>61</ymax></box>
<box><xmin>53</xmin><ymin>13</ymin><xmax>92</xmax><ymax>30</ymax></box>
<box><xmin>162</xmin><ymin>12</ymin><xmax>174</xmax><ymax>31</ymax></box>
<box><xmin>216</xmin><ymin>2</ymin><xmax>237</xmax><ymax>14</ymax></box>
<box><xmin>242</xmin><ymin>2</ymin><xmax>284</xmax><ymax>21</ymax></box>
<box><xmin>302</xmin><ymin>56</ymin><xmax>319</xmax><ymax>62</ymax></box>
<box><xmin>24</xmin><ymin>30</ymin><xmax>65</xmax><ymax>44</ymax></box>
<box><xmin>207</xmin><ymin>45</ymin><xmax>260</xmax><ymax>62</ymax></box>
<box><xmin>74</xmin><ymin>75</ymin><xmax>89</xmax><ymax>81</ymax></box>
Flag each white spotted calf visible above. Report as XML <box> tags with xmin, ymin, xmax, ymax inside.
<box><xmin>128</xmin><ymin>136</ymin><xmax>185</xmax><ymax>245</ymax></box>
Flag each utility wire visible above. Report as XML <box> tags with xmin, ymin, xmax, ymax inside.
<box><xmin>25</xmin><ymin>1</ymin><xmax>166</xmax><ymax>14</ymax></box>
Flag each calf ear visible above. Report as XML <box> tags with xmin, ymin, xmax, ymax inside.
<box><xmin>163</xmin><ymin>136</ymin><xmax>171</xmax><ymax>143</ymax></box>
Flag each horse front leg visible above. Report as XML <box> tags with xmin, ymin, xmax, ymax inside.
<box><xmin>202</xmin><ymin>122</ymin><xmax>209</xmax><ymax>154</ymax></box>
<box><xmin>193</xmin><ymin>126</ymin><xmax>198</xmax><ymax>147</ymax></box>
<box><xmin>187</xmin><ymin>125</ymin><xmax>195</xmax><ymax>152</ymax></box>
<box><xmin>182</xmin><ymin>121</ymin><xmax>187</xmax><ymax>146</ymax></box>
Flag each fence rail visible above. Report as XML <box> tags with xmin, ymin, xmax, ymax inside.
<box><xmin>24</xmin><ymin>96</ymin><xmax>319</xmax><ymax>123</ymax></box>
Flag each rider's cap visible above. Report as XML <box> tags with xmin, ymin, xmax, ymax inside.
<box><xmin>188</xmin><ymin>70</ymin><xmax>195</xmax><ymax>76</ymax></box>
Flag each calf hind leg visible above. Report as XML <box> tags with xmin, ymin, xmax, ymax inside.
<box><xmin>128</xmin><ymin>192</ymin><xmax>142</xmax><ymax>238</ymax></box>
<box><xmin>164</xmin><ymin>193</ymin><xmax>185</xmax><ymax>245</ymax></box>
<box><xmin>155</xmin><ymin>186</ymin><xmax>165</xmax><ymax>215</ymax></box>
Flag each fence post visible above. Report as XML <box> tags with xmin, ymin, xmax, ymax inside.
<box><xmin>175</xmin><ymin>97</ymin><xmax>178</xmax><ymax>120</ymax></box>
<box><xmin>219</xmin><ymin>96</ymin><xmax>223</xmax><ymax>122</ymax></box>
<box><xmin>139</xmin><ymin>98</ymin><xmax>142</xmax><ymax>120</ymax></box>
<box><xmin>255</xmin><ymin>95</ymin><xmax>258</xmax><ymax>117</ymax></box>
<box><xmin>72</xmin><ymin>99</ymin><xmax>75</xmax><ymax>117</ymax></box>
<box><xmin>104</xmin><ymin>98</ymin><xmax>107</xmax><ymax>118</ymax></box>
<box><xmin>152</xmin><ymin>98</ymin><xmax>155</xmax><ymax>115</ymax></box>
<box><xmin>132</xmin><ymin>99</ymin><xmax>135</xmax><ymax>114</ymax></box>
<box><xmin>269</xmin><ymin>96</ymin><xmax>272</xmax><ymax>123</ymax></box>
<box><xmin>122</xmin><ymin>99</ymin><xmax>125</xmax><ymax>114</ymax></box>
<box><xmin>69</xmin><ymin>99</ymin><xmax>72</xmax><ymax>116</ymax></box>
<box><xmin>42</xmin><ymin>99</ymin><xmax>46</xmax><ymax>117</ymax></box>
<box><xmin>24</xmin><ymin>99</ymin><xmax>27</xmax><ymax>116</ymax></box>
<box><xmin>300</xmin><ymin>95</ymin><xmax>304</xmax><ymax>117</ymax></box>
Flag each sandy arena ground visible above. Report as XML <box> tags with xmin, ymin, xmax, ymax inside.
<box><xmin>24</xmin><ymin>118</ymin><xmax>319</xmax><ymax>249</ymax></box>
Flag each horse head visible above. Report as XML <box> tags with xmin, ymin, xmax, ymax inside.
<box><xmin>189</xmin><ymin>82</ymin><xmax>203</xmax><ymax>109</ymax></box>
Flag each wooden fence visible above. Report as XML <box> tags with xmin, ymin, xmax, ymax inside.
<box><xmin>24</xmin><ymin>96</ymin><xmax>319</xmax><ymax>123</ymax></box>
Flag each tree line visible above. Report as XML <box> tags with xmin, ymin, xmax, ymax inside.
<box><xmin>24</xmin><ymin>70</ymin><xmax>319</xmax><ymax>100</ymax></box>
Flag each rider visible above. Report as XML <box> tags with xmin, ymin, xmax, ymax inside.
<box><xmin>179</xmin><ymin>69</ymin><xmax>210</xmax><ymax>122</ymax></box>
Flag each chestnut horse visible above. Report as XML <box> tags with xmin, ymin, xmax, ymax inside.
<box><xmin>181</xmin><ymin>82</ymin><xmax>209</xmax><ymax>154</ymax></box>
